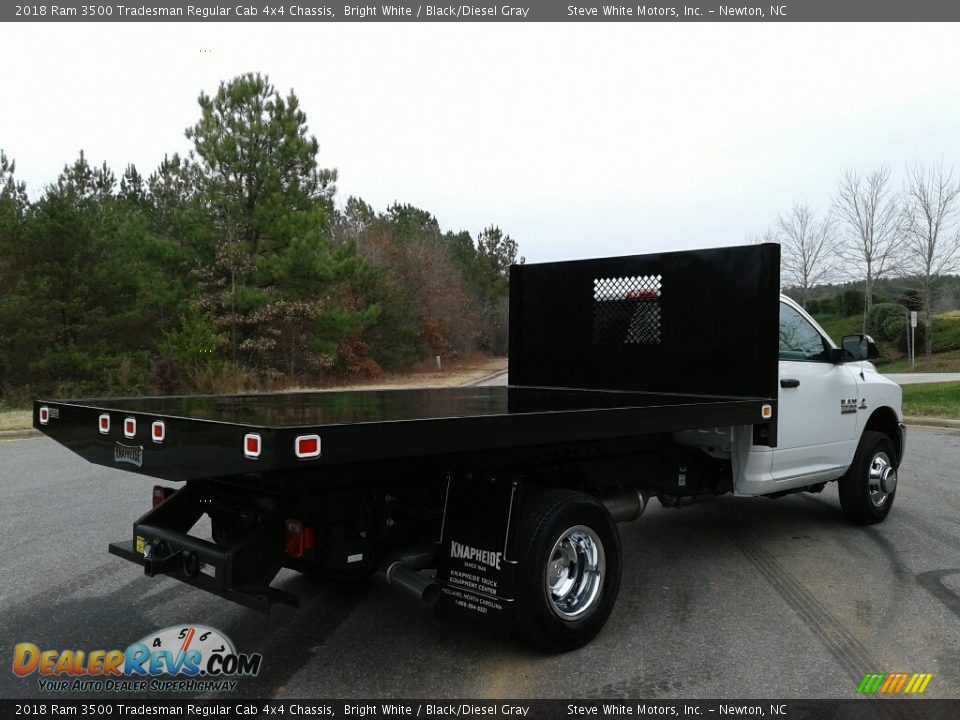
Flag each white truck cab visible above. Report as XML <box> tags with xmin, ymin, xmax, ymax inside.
<box><xmin>680</xmin><ymin>294</ymin><xmax>905</xmax><ymax>524</ymax></box>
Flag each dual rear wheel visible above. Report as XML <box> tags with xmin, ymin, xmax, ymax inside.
<box><xmin>512</xmin><ymin>490</ymin><xmax>621</xmax><ymax>652</ymax></box>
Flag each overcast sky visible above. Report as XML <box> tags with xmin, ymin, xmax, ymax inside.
<box><xmin>2</xmin><ymin>22</ymin><xmax>959</xmax><ymax>263</ymax></box>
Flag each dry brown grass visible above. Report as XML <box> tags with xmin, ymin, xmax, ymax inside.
<box><xmin>0</xmin><ymin>410</ymin><xmax>32</xmax><ymax>432</ymax></box>
<box><xmin>0</xmin><ymin>357</ymin><xmax>508</xmax><ymax>433</ymax></box>
<box><xmin>288</xmin><ymin>355</ymin><xmax>507</xmax><ymax>393</ymax></box>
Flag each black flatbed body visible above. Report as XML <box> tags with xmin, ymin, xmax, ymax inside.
<box><xmin>34</xmin><ymin>243</ymin><xmax>783</xmax><ymax>484</ymax></box>
<box><xmin>35</xmin><ymin>385</ymin><xmax>774</xmax><ymax>482</ymax></box>
<box><xmin>32</xmin><ymin>243</ymin><xmax>787</xmax><ymax>631</ymax></box>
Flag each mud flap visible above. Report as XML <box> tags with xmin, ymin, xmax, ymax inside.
<box><xmin>434</xmin><ymin>473</ymin><xmax>520</xmax><ymax>636</ymax></box>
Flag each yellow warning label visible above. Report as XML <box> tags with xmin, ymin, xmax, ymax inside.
<box><xmin>136</xmin><ymin>536</ymin><xmax>145</xmax><ymax>554</ymax></box>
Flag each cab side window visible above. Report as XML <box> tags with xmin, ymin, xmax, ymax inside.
<box><xmin>779</xmin><ymin>303</ymin><xmax>830</xmax><ymax>361</ymax></box>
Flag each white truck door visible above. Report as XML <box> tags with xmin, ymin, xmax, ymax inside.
<box><xmin>771</xmin><ymin>300</ymin><xmax>860</xmax><ymax>484</ymax></box>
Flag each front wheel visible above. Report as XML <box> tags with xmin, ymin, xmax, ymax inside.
<box><xmin>838</xmin><ymin>431</ymin><xmax>898</xmax><ymax>525</ymax></box>
<box><xmin>512</xmin><ymin>490</ymin><xmax>621</xmax><ymax>652</ymax></box>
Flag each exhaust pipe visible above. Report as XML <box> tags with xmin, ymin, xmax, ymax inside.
<box><xmin>380</xmin><ymin>546</ymin><xmax>440</xmax><ymax>603</ymax></box>
<box><xmin>384</xmin><ymin>561</ymin><xmax>440</xmax><ymax>603</ymax></box>
<box><xmin>602</xmin><ymin>489</ymin><xmax>649</xmax><ymax>523</ymax></box>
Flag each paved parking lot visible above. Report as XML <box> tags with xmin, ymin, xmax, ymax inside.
<box><xmin>2</xmin><ymin>427</ymin><xmax>959</xmax><ymax>699</ymax></box>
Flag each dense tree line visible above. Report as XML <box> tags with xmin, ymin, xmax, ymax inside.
<box><xmin>0</xmin><ymin>74</ymin><xmax>521</xmax><ymax>406</ymax></box>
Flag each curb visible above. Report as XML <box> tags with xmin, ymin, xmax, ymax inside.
<box><xmin>904</xmin><ymin>417</ymin><xmax>960</xmax><ymax>430</ymax></box>
<box><xmin>464</xmin><ymin>369</ymin><xmax>508</xmax><ymax>386</ymax></box>
<box><xmin>0</xmin><ymin>428</ymin><xmax>41</xmax><ymax>441</ymax></box>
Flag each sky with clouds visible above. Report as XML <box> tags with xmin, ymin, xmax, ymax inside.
<box><xmin>2</xmin><ymin>22</ymin><xmax>958</xmax><ymax>262</ymax></box>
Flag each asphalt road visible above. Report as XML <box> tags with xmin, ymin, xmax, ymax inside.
<box><xmin>2</xmin><ymin>430</ymin><xmax>959</xmax><ymax>701</ymax></box>
<box><xmin>478</xmin><ymin>372</ymin><xmax>960</xmax><ymax>387</ymax></box>
<box><xmin>886</xmin><ymin>373</ymin><xmax>960</xmax><ymax>385</ymax></box>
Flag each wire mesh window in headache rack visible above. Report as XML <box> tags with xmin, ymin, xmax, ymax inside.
<box><xmin>593</xmin><ymin>275</ymin><xmax>662</xmax><ymax>345</ymax></box>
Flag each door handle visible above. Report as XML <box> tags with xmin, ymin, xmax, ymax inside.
<box><xmin>780</xmin><ymin>378</ymin><xmax>800</xmax><ymax>388</ymax></box>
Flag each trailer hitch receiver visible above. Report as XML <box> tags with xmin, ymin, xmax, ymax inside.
<box><xmin>109</xmin><ymin>482</ymin><xmax>298</xmax><ymax>612</ymax></box>
<box><xmin>142</xmin><ymin>540</ymin><xmax>174</xmax><ymax>577</ymax></box>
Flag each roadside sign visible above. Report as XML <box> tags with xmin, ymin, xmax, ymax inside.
<box><xmin>910</xmin><ymin>311</ymin><xmax>918</xmax><ymax>328</ymax></box>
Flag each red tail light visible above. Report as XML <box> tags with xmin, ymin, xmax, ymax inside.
<box><xmin>295</xmin><ymin>434</ymin><xmax>321</xmax><ymax>459</ymax></box>
<box><xmin>124</xmin><ymin>417</ymin><xmax>137</xmax><ymax>438</ymax></box>
<box><xmin>99</xmin><ymin>414</ymin><xmax>110</xmax><ymax>434</ymax></box>
<box><xmin>284</xmin><ymin>518</ymin><xmax>314</xmax><ymax>559</ymax></box>
<box><xmin>152</xmin><ymin>485</ymin><xmax>175</xmax><ymax>508</ymax></box>
<box><xmin>39</xmin><ymin>407</ymin><xmax>49</xmax><ymax>425</ymax></box>
<box><xmin>244</xmin><ymin>433</ymin><xmax>262</xmax><ymax>459</ymax></box>
<box><xmin>151</xmin><ymin>421</ymin><xmax>165</xmax><ymax>443</ymax></box>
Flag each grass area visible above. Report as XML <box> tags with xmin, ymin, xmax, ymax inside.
<box><xmin>930</xmin><ymin>312</ymin><xmax>960</xmax><ymax>353</ymax></box>
<box><xmin>901</xmin><ymin>381</ymin><xmax>960</xmax><ymax>419</ymax></box>
<box><xmin>0</xmin><ymin>410</ymin><xmax>32</xmax><ymax>432</ymax></box>
<box><xmin>882</xmin><ymin>350</ymin><xmax>960</xmax><ymax>373</ymax></box>
<box><xmin>812</xmin><ymin>314</ymin><xmax>864</xmax><ymax>345</ymax></box>
<box><xmin>814</xmin><ymin>310</ymin><xmax>960</xmax><ymax>373</ymax></box>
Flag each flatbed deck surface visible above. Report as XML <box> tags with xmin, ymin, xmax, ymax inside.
<box><xmin>38</xmin><ymin>386</ymin><xmax>775</xmax><ymax>480</ymax></box>
<box><xmin>68</xmin><ymin>386</ymin><xmax>760</xmax><ymax>428</ymax></box>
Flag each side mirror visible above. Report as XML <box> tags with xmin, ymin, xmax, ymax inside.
<box><xmin>841</xmin><ymin>334</ymin><xmax>879</xmax><ymax>362</ymax></box>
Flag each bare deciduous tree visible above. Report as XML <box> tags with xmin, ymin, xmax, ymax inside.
<box><xmin>776</xmin><ymin>203</ymin><xmax>836</xmax><ymax>308</ymax></box>
<box><xmin>748</xmin><ymin>227</ymin><xmax>778</xmax><ymax>246</ymax></box>
<box><xmin>903</xmin><ymin>162</ymin><xmax>960</xmax><ymax>361</ymax></box>
<box><xmin>834</xmin><ymin>167</ymin><xmax>904</xmax><ymax>324</ymax></box>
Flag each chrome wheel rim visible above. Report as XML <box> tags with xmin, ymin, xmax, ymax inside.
<box><xmin>868</xmin><ymin>451</ymin><xmax>896</xmax><ymax>508</ymax></box>
<box><xmin>545</xmin><ymin>525</ymin><xmax>605</xmax><ymax>620</ymax></box>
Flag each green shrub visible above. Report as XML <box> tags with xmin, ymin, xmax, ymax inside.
<box><xmin>838</xmin><ymin>289</ymin><xmax>865</xmax><ymax>317</ymax></box>
<box><xmin>817</xmin><ymin>297</ymin><xmax>837</xmax><ymax>316</ymax></box>
<box><xmin>867</xmin><ymin>303</ymin><xmax>907</xmax><ymax>343</ymax></box>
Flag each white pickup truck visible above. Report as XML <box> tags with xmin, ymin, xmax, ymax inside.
<box><xmin>35</xmin><ymin>243</ymin><xmax>906</xmax><ymax>651</ymax></box>
<box><xmin>677</xmin><ymin>293</ymin><xmax>905</xmax><ymax>525</ymax></box>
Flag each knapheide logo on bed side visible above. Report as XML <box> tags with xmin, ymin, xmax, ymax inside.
<box><xmin>114</xmin><ymin>442</ymin><xmax>143</xmax><ymax>467</ymax></box>
<box><xmin>450</xmin><ymin>541</ymin><xmax>502</xmax><ymax>570</ymax></box>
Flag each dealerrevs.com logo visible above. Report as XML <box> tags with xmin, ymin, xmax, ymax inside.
<box><xmin>13</xmin><ymin>625</ymin><xmax>262</xmax><ymax>693</ymax></box>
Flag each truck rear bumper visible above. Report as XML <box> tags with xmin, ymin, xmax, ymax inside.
<box><xmin>109</xmin><ymin>483</ymin><xmax>297</xmax><ymax>612</ymax></box>
<box><xmin>108</xmin><ymin>539</ymin><xmax>295</xmax><ymax>612</ymax></box>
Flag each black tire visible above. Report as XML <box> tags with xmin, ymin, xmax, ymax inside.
<box><xmin>512</xmin><ymin>490</ymin><xmax>621</xmax><ymax>652</ymax></box>
<box><xmin>838</xmin><ymin>431</ymin><xmax>898</xmax><ymax>525</ymax></box>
